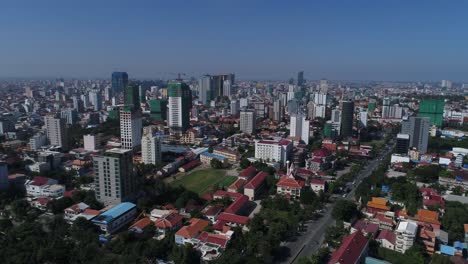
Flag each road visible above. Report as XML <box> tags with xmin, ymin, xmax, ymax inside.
<box><xmin>280</xmin><ymin>143</ymin><xmax>395</xmax><ymax>264</ymax></box>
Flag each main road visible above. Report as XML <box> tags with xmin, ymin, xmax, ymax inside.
<box><xmin>280</xmin><ymin>143</ymin><xmax>395</xmax><ymax>264</ymax></box>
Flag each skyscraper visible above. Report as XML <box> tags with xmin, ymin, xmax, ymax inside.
<box><xmin>340</xmin><ymin>100</ymin><xmax>354</xmax><ymax>138</ymax></box>
<box><xmin>396</xmin><ymin>133</ymin><xmax>410</xmax><ymax>154</ymax></box>
<box><xmin>60</xmin><ymin>108</ymin><xmax>78</xmax><ymax>125</ymax></box>
<box><xmin>382</xmin><ymin>97</ymin><xmax>391</xmax><ymax>118</ymax></box>
<box><xmin>148</xmin><ymin>99</ymin><xmax>167</xmax><ymax>121</ymax></box>
<box><xmin>212</xmin><ymin>74</ymin><xmax>235</xmax><ymax>98</ymax></box>
<box><xmin>44</xmin><ymin>114</ymin><xmax>68</xmax><ymax>151</ymax></box>
<box><xmin>167</xmin><ymin>81</ymin><xmax>192</xmax><ymax>134</ymax></box>
<box><xmin>124</xmin><ymin>84</ymin><xmax>140</xmax><ymax>110</ymax></box>
<box><xmin>401</xmin><ymin>117</ymin><xmax>430</xmax><ymax>154</ymax></box>
<box><xmin>93</xmin><ymin>148</ymin><xmax>136</xmax><ymax>206</ymax></box>
<box><xmin>111</xmin><ymin>72</ymin><xmax>129</xmax><ymax>94</ymax></box>
<box><xmin>120</xmin><ymin>107</ymin><xmax>142</xmax><ymax>150</ymax></box>
<box><xmin>297</xmin><ymin>71</ymin><xmax>304</xmax><ymax>87</ymax></box>
<box><xmin>418</xmin><ymin>99</ymin><xmax>444</xmax><ymax>127</ymax></box>
<box><xmin>273</xmin><ymin>100</ymin><xmax>283</xmax><ymax>121</ymax></box>
<box><xmin>290</xmin><ymin>113</ymin><xmax>310</xmax><ymax>144</ymax></box>
<box><xmin>141</xmin><ymin>130</ymin><xmax>162</xmax><ymax>165</ymax></box>
<box><xmin>89</xmin><ymin>90</ymin><xmax>102</xmax><ymax>111</ymax></box>
<box><xmin>319</xmin><ymin>79</ymin><xmax>329</xmax><ymax>93</ymax></box>
<box><xmin>198</xmin><ymin>75</ymin><xmax>214</xmax><ymax>105</ymax></box>
<box><xmin>240</xmin><ymin>109</ymin><xmax>256</xmax><ymax>135</ymax></box>
<box><xmin>223</xmin><ymin>80</ymin><xmax>232</xmax><ymax>97</ymax></box>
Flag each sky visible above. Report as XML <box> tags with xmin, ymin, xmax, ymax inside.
<box><xmin>0</xmin><ymin>0</ymin><xmax>468</xmax><ymax>81</ymax></box>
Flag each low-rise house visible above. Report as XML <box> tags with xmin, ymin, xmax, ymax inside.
<box><xmin>216</xmin><ymin>212</ymin><xmax>250</xmax><ymax>228</ymax></box>
<box><xmin>91</xmin><ymin>202</ymin><xmax>137</xmax><ymax>234</ymax></box>
<box><xmin>25</xmin><ymin>176</ymin><xmax>65</xmax><ymax>198</ymax></box>
<box><xmin>197</xmin><ymin>230</ymin><xmax>234</xmax><ymax>261</ymax></box>
<box><xmin>179</xmin><ymin>160</ymin><xmax>201</xmax><ymax>173</ymax></box>
<box><xmin>419</xmin><ymin>188</ymin><xmax>445</xmax><ymax>210</ymax></box>
<box><xmin>64</xmin><ymin>202</ymin><xmax>90</xmax><ymax>223</ymax></box>
<box><xmin>376</xmin><ymin>229</ymin><xmax>396</xmax><ymax>250</ymax></box>
<box><xmin>203</xmin><ymin>205</ymin><xmax>223</xmax><ymax>223</ymax></box>
<box><xmin>150</xmin><ymin>208</ymin><xmax>173</xmax><ymax>221</ymax></box>
<box><xmin>366</xmin><ymin>197</ymin><xmax>391</xmax><ymax>214</ymax></box>
<box><xmin>154</xmin><ymin>213</ymin><xmax>184</xmax><ymax>239</ymax></box>
<box><xmin>310</xmin><ymin>179</ymin><xmax>326</xmax><ymax>193</ymax></box>
<box><xmin>329</xmin><ymin>231</ymin><xmax>369</xmax><ymax>264</ymax></box>
<box><xmin>350</xmin><ymin>220</ymin><xmax>379</xmax><ymax>237</ymax></box>
<box><xmin>128</xmin><ymin>217</ymin><xmax>152</xmax><ymax>234</ymax></box>
<box><xmin>243</xmin><ymin>171</ymin><xmax>269</xmax><ymax>201</ymax></box>
<box><xmin>416</xmin><ymin>209</ymin><xmax>440</xmax><ymax>228</ymax></box>
<box><xmin>369</xmin><ymin>211</ymin><xmax>396</xmax><ymax>230</ymax></box>
<box><xmin>419</xmin><ymin>226</ymin><xmax>436</xmax><ymax>255</ymax></box>
<box><xmin>175</xmin><ymin>218</ymin><xmax>210</xmax><ymax>245</ymax></box>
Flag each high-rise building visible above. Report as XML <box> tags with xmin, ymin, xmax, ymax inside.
<box><xmin>120</xmin><ymin>107</ymin><xmax>142</xmax><ymax>150</ymax></box>
<box><xmin>273</xmin><ymin>100</ymin><xmax>283</xmax><ymax>121</ymax></box>
<box><xmin>198</xmin><ymin>75</ymin><xmax>214</xmax><ymax>105</ymax></box>
<box><xmin>396</xmin><ymin>133</ymin><xmax>410</xmax><ymax>154</ymax></box>
<box><xmin>60</xmin><ymin>108</ymin><xmax>78</xmax><ymax>125</ymax></box>
<box><xmin>89</xmin><ymin>90</ymin><xmax>102</xmax><ymax>111</ymax></box>
<box><xmin>84</xmin><ymin>134</ymin><xmax>100</xmax><ymax>151</ymax></box>
<box><xmin>138</xmin><ymin>85</ymin><xmax>146</xmax><ymax>103</ymax></box>
<box><xmin>72</xmin><ymin>96</ymin><xmax>84</xmax><ymax>112</ymax></box>
<box><xmin>0</xmin><ymin>119</ymin><xmax>15</xmax><ymax>135</ymax></box>
<box><xmin>212</xmin><ymin>74</ymin><xmax>235</xmax><ymax>98</ymax></box>
<box><xmin>230</xmin><ymin>100</ymin><xmax>240</xmax><ymax>116</ymax></box>
<box><xmin>223</xmin><ymin>80</ymin><xmax>232</xmax><ymax>97</ymax></box>
<box><xmin>111</xmin><ymin>72</ymin><xmax>129</xmax><ymax>94</ymax></box>
<box><xmin>418</xmin><ymin>99</ymin><xmax>444</xmax><ymax>127</ymax></box>
<box><xmin>319</xmin><ymin>79</ymin><xmax>329</xmax><ymax>93</ymax></box>
<box><xmin>29</xmin><ymin>132</ymin><xmax>47</xmax><ymax>150</ymax></box>
<box><xmin>314</xmin><ymin>93</ymin><xmax>327</xmax><ymax>106</ymax></box>
<box><xmin>297</xmin><ymin>71</ymin><xmax>304</xmax><ymax>87</ymax></box>
<box><xmin>141</xmin><ymin>131</ymin><xmax>162</xmax><ymax>165</ymax></box>
<box><xmin>44</xmin><ymin>114</ymin><xmax>68</xmax><ymax>151</ymax></box>
<box><xmin>124</xmin><ymin>84</ymin><xmax>140</xmax><ymax>110</ymax></box>
<box><xmin>0</xmin><ymin>162</ymin><xmax>9</xmax><ymax>190</ymax></box>
<box><xmin>148</xmin><ymin>99</ymin><xmax>167</xmax><ymax>121</ymax></box>
<box><xmin>167</xmin><ymin>81</ymin><xmax>192</xmax><ymax>134</ymax></box>
<box><xmin>340</xmin><ymin>100</ymin><xmax>354</xmax><ymax>138</ymax></box>
<box><xmin>240</xmin><ymin>109</ymin><xmax>256</xmax><ymax>135</ymax></box>
<box><xmin>93</xmin><ymin>148</ymin><xmax>136</xmax><ymax>206</ymax></box>
<box><xmin>441</xmin><ymin>80</ymin><xmax>452</xmax><ymax>89</ymax></box>
<box><xmin>401</xmin><ymin>117</ymin><xmax>430</xmax><ymax>154</ymax></box>
<box><xmin>290</xmin><ymin>113</ymin><xmax>310</xmax><ymax>144</ymax></box>
<box><xmin>359</xmin><ymin>111</ymin><xmax>368</xmax><ymax>128</ymax></box>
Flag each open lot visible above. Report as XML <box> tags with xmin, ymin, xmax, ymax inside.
<box><xmin>170</xmin><ymin>168</ymin><xmax>237</xmax><ymax>196</ymax></box>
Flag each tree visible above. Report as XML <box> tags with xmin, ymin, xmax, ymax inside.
<box><xmin>48</xmin><ymin>197</ymin><xmax>75</xmax><ymax>214</ymax></box>
<box><xmin>332</xmin><ymin>199</ymin><xmax>358</xmax><ymax>222</ymax></box>
<box><xmin>208</xmin><ymin>146</ymin><xmax>214</xmax><ymax>153</ymax></box>
<box><xmin>240</xmin><ymin>157</ymin><xmax>251</xmax><ymax>169</ymax></box>
<box><xmin>210</xmin><ymin>159</ymin><xmax>224</xmax><ymax>169</ymax></box>
<box><xmin>442</xmin><ymin>202</ymin><xmax>468</xmax><ymax>241</ymax></box>
<box><xmin>300</xmin><ymin>188</ymin><xmax>317</xmax><ymax>205</ymax></box>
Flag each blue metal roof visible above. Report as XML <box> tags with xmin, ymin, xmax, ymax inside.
<box><xmin>92</xmin><ymin>202</ymin><xmax>136</xmax><ymax>224</ymax></box>
<box><xmin>440</xmin><ymin>245</ymin><xmax>455</xmax><ymax>256</ymax></box>
<box><xmin>201</xmin><ymin>151</ymin><xmax>226</xmax><ymax>160</ymax></box>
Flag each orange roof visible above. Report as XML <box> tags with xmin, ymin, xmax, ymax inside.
<box><xmin>175</xmin><ymin>218</ymin><xmax>209</xmax><ymax>239</ymax></box>
<box><xmin>416</xmin><ymin>209</ymin><xmax>440</xmax><ymax>225</ymax></box>
<box><xmin>464</xmin><ymin>224</ymin><xmax>468</xmax><ymax>233</ymax></box>
<box><xmin>276</xmin><ymin>175</ymin><xmax>305</xmax><ymax>189</ymax></box>
<box><xmin>129</xmin><ymin>217</ymin><xmax>152</xmax><ymax>230</ymax></box>
<box><xmin>419</xmin><ymin>227</ymin><xmax>436</xmax><ymax>239</ymax></box>
<box><xmin>367</xmin><ymin>197</ymin><xmax>391</xmax><ymax>211</ymax></box>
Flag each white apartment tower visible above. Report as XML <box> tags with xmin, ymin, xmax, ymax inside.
<box><xmin>120</xmin><ymin>108</ymin><xmax>142</xmax><ymax>150</ymax></box>
<box><xmin>141</xmin><ymin>132</ymin><xmax>162</xmax><ymax>165</ymax></box>
<box><xmin>290</xmin><ymin>113</ymin><xmax>310</xmax><ymax>144</ymax></box>
<box><xmin>240</xmin><ymin>110</ymin><xmax>256</xmax><ymax>135</ymax></box>
<box><xmin>44</xmin><ymin>114</ymin><xmax>68</xmax><ymax>151</ymax></box>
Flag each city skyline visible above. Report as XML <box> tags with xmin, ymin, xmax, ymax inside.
<box><xmin>1</xmin><ymin>0</ymin><xmax>467</xmax><ymax>81</ymax></box>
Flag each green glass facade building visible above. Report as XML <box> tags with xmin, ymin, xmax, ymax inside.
<box><xmin>124</xmin><ymin>84</ymin><xmax>140</xmax><ymax>110</ymax></box>
<box><xmin>148</xmin><ymin>99</ymin><xmax>167</xmax><ymax>121</ymax></box>
<box><xmin>167</xmin><ymin>81</ymin><xmax>192</xmax><ymax>133</ymax></box>
<box><xmin>418</xmin><ymin>99</ymin><xmax>444</xmax><ymax>127</ymax></box>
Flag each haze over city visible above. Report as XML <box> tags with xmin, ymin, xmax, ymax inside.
<box><xmin>1</xmin><ymin>0</ymin><xmax>468</xmax><ymax>80</ymax></box>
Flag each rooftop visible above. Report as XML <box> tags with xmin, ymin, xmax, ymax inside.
<box><xmin>92</xmin><ymin>202</ymin><xmax>136</xmax><ymax>224</ymax></box>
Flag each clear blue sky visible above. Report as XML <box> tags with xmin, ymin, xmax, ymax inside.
<box><xmin>1</xmin><ymin>0</ymin><xmax>467</xmax><ymax>81</ymax></box>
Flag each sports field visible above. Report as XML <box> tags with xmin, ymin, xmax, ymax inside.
<box><xmin>170</xmin><ymin>169</ymin><xmax>237</xmax><ymax>196</ymax></box>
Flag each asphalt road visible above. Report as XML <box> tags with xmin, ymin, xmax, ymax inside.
<box><xmin>280</xmin><ymin>143</ymin><xmax>395</xmax><ymax>264</ymax></box>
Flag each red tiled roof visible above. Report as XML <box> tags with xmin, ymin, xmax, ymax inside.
<box><xmin>228</xmin><ymin>178</ymin><xmax>246</xmax><ymax>191</ymax></box>
<box><xmin>244</xmin><ymin>171</ymin><xmax>268</xmax><ymax>189</ymax></box>
<box><xmin>83</xmin><ymin>209</ymin><xmax>100</xmax><ymax>215</ymax></box>
<box><xmin>311</xmin><ymin>179</ymin><xmax>326</xmax><ymax>185</ymax></box>
<box><xmin>198</xmin><ymin>231</ymin><xmax>230</xmax><ymax>248</ymax></box>
<box><xmin>376</xmin><ymin>229</ymin><xmax>396</xmax><ymax>245</ymax></box>
<box><xmin>155</xmin><ymin>213</ymin><xmax>183</xmax><ymax>229</ymax></box>
<box><xmin>175</xmin><ymin>218</ymin><xmax>210</xmax><ymax>239</ymax></box>
<box><xmin>30</xmin><ymin>176</ymin><xmax>52</xmax><ymax>186</ymax></box>
<box><xmin>225</xmin><ymin>195</ymin><xmax>248</xmax><ymax>214</ymax></box>
<box><xmin>329</xmin><ymin>231</ymin><xmax>369</xmax><ymax>264</ymax></box>
<box><xmin>313</xmin><ymin>148</ymin><xmax>331</xmax><ymax>157</ymax></box>
<box><xmin>276</xmin><ymin>175</ymin><xmax>305</xmax><ymax>189</ymax></box>
<box><xmin>129</xmin><ymin>217</ymin><xmax>152</xmax><ymax>230</ymax></box>
<box><xmin>239</xmin><ymin>166</ymin><xmax>257</xmax><ymax>178</ymax></box>
<box><xmin>181</xmin><ymin>160</ymin><xmax>200</xmax><ymax>170</ymax></box>
<box><xmin>213</xmin><ymin>220</ymin><xmax>227</xmax><ymax>230</ymax></box>
<box><xmin>218</xmin><ymin>213</ymin><xmax>250</xmax><ymax>225</ymax></box>
<box><xmin>213</xmin><ymin>190</ymin><xmax>244</xmax><ymax>200</ymax></box>
<box><xmin>203</xmin><ymin>205</ymin><xmax>223</xmax><ymax>216</ymax></box>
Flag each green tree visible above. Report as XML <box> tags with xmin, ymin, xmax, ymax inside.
<box><xmin>332</xmin><ymin>199</ymin><xmax>358</xmax><ymax>222</ymax></box>
<box><xmin>239</xmin><ymin>157</ymin><xmax>251</xmax><ymax>169</ymax></box>
<box><xmin>210</xmin><ymin>158</ymin><xmax>224</xmax><ymax>169</ymax></box>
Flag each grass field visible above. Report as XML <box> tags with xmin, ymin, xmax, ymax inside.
<box><xmin>170</xmin><ymin>169</ymin><xmax>237</xmax><ymax>196</ymax></box>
